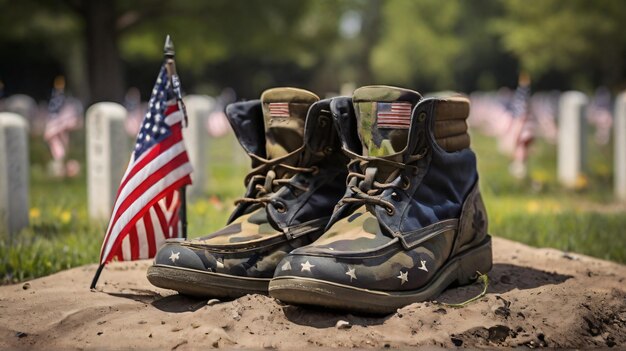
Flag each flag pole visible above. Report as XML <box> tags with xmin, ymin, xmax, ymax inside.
<box><xmin>90</xmin><ymin>263</ymin><xmax>105</xmax><ymax>290</ymax></box>
<box><xmin>163</xmin><ymin>35</ymin><xmax>189</xmax><ymax>239</ymax></box>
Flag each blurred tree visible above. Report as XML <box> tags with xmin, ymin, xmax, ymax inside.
<box><xmin>80</xmin><ymin>0</ymin><xmax>124</xmax><ymax>103</ymax></box>
<box><xmin>370</xmin><ymin>0</ymin><xmax>462</xmax><ymax>90</ymax></box>
<box><xmin>367</xmin><ymin>0</ymin><xmax>518</xmax><ymax>93</ymax></box>
<box><xmin>452</xmin><ymin>1</ymin><xmax>518</xmax><ymax>91</ymax></box>
<box><xmin>119</xmin><ymin>0</ymin><xmax>341</xmax><ymax>97</ymax></box>
<box><xmin>0</xmin><ymin>0</ymin><xmax>86</xmax><ymax>100</ymax></box>
<box><xmin>493</xmin><ymin>0</ymin><xmax>626</xmax><ymax>89</ymax></box>
<box><xmin>0</xmin><ymin>0</ymin><xmax>340</xmax><ymax>102</ymax></box>
<box><xmin>1</xmin><ymin>0</ymin><xmax>625</xmax><ymax>101</ymax></box>
<box><xmin>296</xmin><ymin>0</ymin><xmax>380</xmax><ymax>93</ymax></box>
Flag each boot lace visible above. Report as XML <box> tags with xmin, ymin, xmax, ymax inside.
<box><xmin>234</xmin><ymin>145</ymin><xmax>318</xmax><ymax>209</ymax></box>
<box><xmin>339</xmin><ymin>150</ymin><xmax>427</xmax><ymax>215</ymax></box>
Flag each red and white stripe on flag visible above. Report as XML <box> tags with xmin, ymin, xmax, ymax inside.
<box><xmin>44</xmin><ymin>105</ymin><xmax>80</xmax><ymax>140</ymax></box>
<box><xmin>98</xmin><ymin>103</ymin><xmax>192</xmax><ymax>264</ymax></box>
<box><xmin>47</xmin><ymin>134</ymin><xmax>68</xmax><ymax>161</ymax></box>
<box><xmin>118</xmin><ymin>190</ymin><xmax>182</xmax><ymax>261</ymax></box>
<box><xmin>268</xmin><ymin>102</ymin><xmax>290</xmax><ymax>118</ymax></box>
<box><xmin>44</xmin><ymin>104</ymin><xmax>80</xmax><ymax>160</ymax></box>
<box><xmin>376</xmin><ymin>102</ymin><xmax>413</xmax><ymax>129</ymax></box>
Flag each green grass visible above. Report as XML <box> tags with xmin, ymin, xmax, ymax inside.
<box><xmin>1</xmin><ymin>130</ymin><xmax>624</xmax><ymax>284</ymax></box>
<box><xmin>474</xmin><ymin>129</ymin><xmax>626</xmax><ymax>263</ymax></box>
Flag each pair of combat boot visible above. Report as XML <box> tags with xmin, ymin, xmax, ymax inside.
<box><xmin>147</xmin><ymin>86</ymin><xmax>492</xmax><ymax>314</ymax></box>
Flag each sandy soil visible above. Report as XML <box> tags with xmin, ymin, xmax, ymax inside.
<box><xmin>1</xmin><ymin>237</ymin><xmax>624</xmax><ymax>349</ymax></box>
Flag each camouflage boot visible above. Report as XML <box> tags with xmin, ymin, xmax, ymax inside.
<box><xmin>147</xmin><ymin>88</ymin><xmax>348</xmax><ymax>298</ymax></box>
<box><xmin>269</xmin><ymin>86</ymin><xmax>492</xmax><ymax>314</ymax></box>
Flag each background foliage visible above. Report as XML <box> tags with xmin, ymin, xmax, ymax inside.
<box><xmin>0</xmin><ymin>0</ymin><xmax>625</xmax><ymax>103</ymax></box>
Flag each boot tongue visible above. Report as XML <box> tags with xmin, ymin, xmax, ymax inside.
<box><xmin>261</xmin><ymin>87</ymin><xmax>319</xmax><ymax>161</ymax></box>
<box><xmin>353</xmin><ymin>86</ymin><xmax>421</xmax><ymax>158</ymax></box>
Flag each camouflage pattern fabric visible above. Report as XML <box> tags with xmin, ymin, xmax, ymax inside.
<box><xmin>273</xmin><ymin>206</ymin><xmax>454</xmax><ymax>290</ymax></box>
<box><xmin>353</xmin><ymin>85</ymin><xmax>421</xmax><ymax>157</ymax></box>
<box><xmin>261</xmin><ymin>88</ymin><xmax>319</xmax><ymax>168</ymax></box>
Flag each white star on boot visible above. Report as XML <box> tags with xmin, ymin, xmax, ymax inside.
<box><xmin>397</xmin><ymin>270</ymin><xmax>408</xmax><ymax>285</ymax></box>
<box><xmin>301</xmin><ymin>261</ymin><xmax>315</xmax><ymax>272</ymax></box>
<box><xmin>418</xmin><ymin>260</ymin><xmax>428</xmax><ymax>272</ymax></box>
<box><xmin>169</xmin><ymin>251</ymin><xmax>180</xmax><ymax>263</ymax></box>
<box><xmin>345</xmin><ymin>267</ymin><xmax>357</xmax><ymax>282</ymax></box>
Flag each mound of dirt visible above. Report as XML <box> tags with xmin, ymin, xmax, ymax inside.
<box><xmin>1</xmin><ymin>237</ymin><xmax>624</xmax><ymax>349</ymax></box>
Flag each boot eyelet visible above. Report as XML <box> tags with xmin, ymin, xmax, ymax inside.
<box><xmin>418</xmin><ymin>112</ymin><xmax>427</xmax><ymax>122</ymax></box>
<box><xmin>401</xmin><ymin>176</ymin><xmax>411</xmax><ymax>190</ymax></box>
<box><xmin>272</xmin><ymin>200</ymin><xmax>287</xmax><ymax>213</ymax></box>
<box><xmin>391</xmin><ymin>191</ymin><xmax>401</xmax><ymax>201</ymax></box>
<box><xmin>311</xmin><ymin>166</ymin><xmax>320</xmax><ymax>175</ymax></box>
<box><xmin>385</xmin><ymin>207</ymin><xmax>395</xmax><ymax>216</ymax></box>
<box><xmin>323</xmin><ymin>146</ymin><xmax>334</xmax><ymax>154</ymax></box>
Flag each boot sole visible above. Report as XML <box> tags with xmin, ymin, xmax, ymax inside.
<box><xmin>268</xmin><ymin>236</ymin><xmax>492</xmax><ymax>314</ymax></box>
<box><xmin>147</xmin><ymin>265</ymin><xmax>270</xmax><ymax>298</ymax></box>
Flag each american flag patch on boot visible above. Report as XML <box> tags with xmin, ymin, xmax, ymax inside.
<box><xmin>376</xmin><ymin>102</ymin><xmax>412</xmax><ymax>129</ymax></box>
<box><xmin>268</xmin><ymin>102</ymin><xmax>290</xmax><ymax>118</ymax></box>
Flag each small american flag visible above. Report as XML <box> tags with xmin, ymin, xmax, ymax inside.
<box><xmin>268</xmin><ymin>102</ymin><xmax>290</xmax><ymax>118</ymax></box>
<box><xmin>510</xmin><ymin>84</ymin><xmax>530</xmax><ymax>118</ymax></box>
<box><xmin>44</xmin><ymin>89</ymin><xmax>80</xmax><ymax>160</ymax></box>
<box><xmin>98</xmin><ymin>64</ymin><xmax>193</xmax><ymax>264</ymax></box>
<box><xmin>376</xmin><ymin>102</ymin><xmax>412</xmax><ymax>129</ymax></box>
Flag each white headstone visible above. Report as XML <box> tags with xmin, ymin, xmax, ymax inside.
<box><xmin>615</xmin><ymin>92</ymin><xmax>626</xmax><ymax>201</ymax></box>
<box><xmin>0</xmin><ymin>113</ymin><xmax>29</xmax><ymax>236</ymax></box>
<box><xmin>340</xmin><ymin>82</ymin><xmax>356</xmax><ymax>97</ymax></box>
<box><xmin>3</xmin><ymin>94</ymin><xmax>37</xmax><ymax>122</ymax></box>
<box><xmin>87</xmin><ymin>103</ymin><xmax>129</xmax><ymax>220</ymax></box>
<box><xmin>558</xmin><ymin>91</ymin><xmax>588</xmax><ymax>187</ymax></box>
<box><xmin>182</xmin><ymin>95</ymin><xmax>214</xmax><ymax>199</ymax></box>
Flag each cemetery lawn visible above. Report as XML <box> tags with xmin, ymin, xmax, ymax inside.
<box><xmin>1</xmin><ymin>132</ymin><xmax>625</xmax><ymax>284</ymax></box>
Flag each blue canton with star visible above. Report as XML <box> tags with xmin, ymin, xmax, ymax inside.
<box><xmin>47</xmin><ymin>89</ymin><xmax>65</xmax><ymax>115</ymax></box>
<box><xmin>134</xmin><ymin>65</ymin><xmax>176</xmax><ymax>159</ymax></box>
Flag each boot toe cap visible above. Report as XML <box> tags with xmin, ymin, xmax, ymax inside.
<box><xmin>153</xmin><ymin>242</ymin><xmax>207</xmax><ymax>271</ymax></box>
